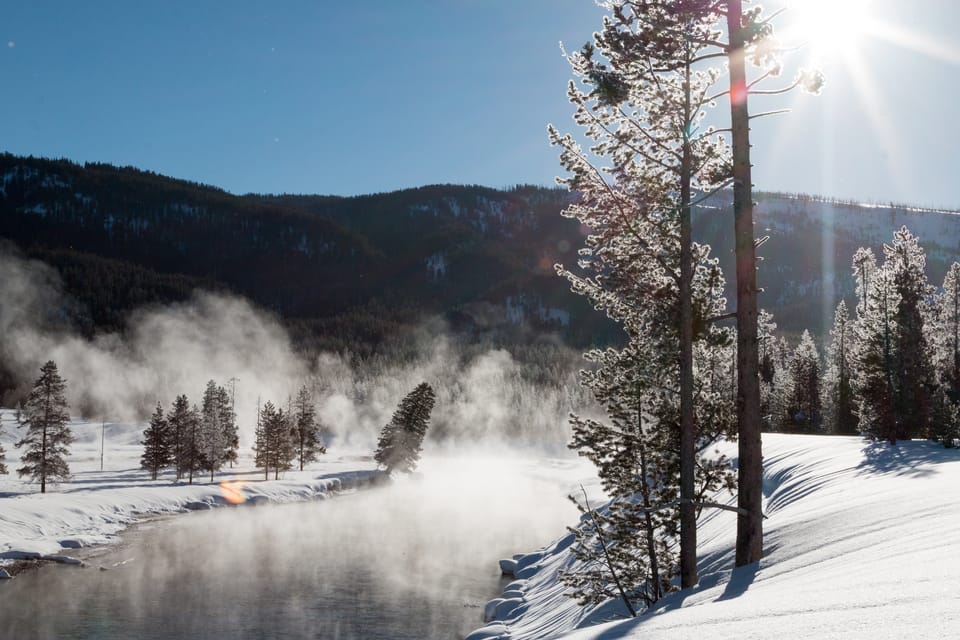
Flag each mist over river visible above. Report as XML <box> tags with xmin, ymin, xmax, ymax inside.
<box><xmin>0</xmin><ymin>455</ymin><xmax>591</xmax><ymax>639</ymax></box>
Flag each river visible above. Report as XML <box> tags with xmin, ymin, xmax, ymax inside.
<box><xmin>0</xmin><ymin>455</ymin><xmax>586</xmax><ymax>639</ymax></box>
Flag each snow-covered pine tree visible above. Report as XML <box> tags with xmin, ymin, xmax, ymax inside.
<box><xmin>785</xmin><ymin>330</ymin><xmax>821</xmax><ymax>432</ymax></box>
<box><xmin>141</xmin><ymin>401</ymin><xmax>171</xmax><ymax>480</ymax></box>
<box><xmin>254</xmin><ymin>401</ymin><xmax>296</xmax><ymax>480</ymax></box>
<box><xmin>167</xmin><ymin>394</ymin><xmax>193</xmax><ymax>480</ymax></box>
<box><xmin>374</xmin><ymin>382</ymin><xmax>435</xmax><ymax>474</ymax></box>
<box><xmin>268</xmin><ymin>406</ymin><xmax>295</xmax><ymax>480</ymax></box>
<box><xmin>253</xmin><ymin>400</ymin><xmax>270</xmax><ymax>480</ymax></box>
<box><xmin>934</xmin><ymin>262</ymin><xmax>960</xmax><ymax>400</ymax></box>
<box><xmin>550</xmin><ymin>0</ymin><xmax>733</xmax><ymax>591</ymax></box>
<box><xmin>822</xmin><ymin>300</ymin><xmax>858</xmax><ymax>434</ymax></box>
<box><xmin>292</xmin><ymin>384</ymin><xmax>325</xmax><ymax>471</ymax></box>
<box><xmin>200</xmin><ymin>380</ymin><xmax>226</xmax><ymax>482</ymax></box>
<box><xmin>855</xmin><ymin>260</ymin><xmax>899</xmax><ymax>443</ymax></box>
<box><xmin>218</xmin><ymin>384</ymin><xmax>239</xmax><ymax>469</ymax></box>
<box><xmin>16</xmin><ymin>360</ymin><xmax>72</xmax><ymax>493</ymax></box>
<box><xmin>926</xmin><ymin>261</ymin><xmax>960</xmax><ymax>446</ymax></box>
<box><xmin>887</xmin><ymin>227</ymin><xmax>935</xmax><ymax>440</ymax></box>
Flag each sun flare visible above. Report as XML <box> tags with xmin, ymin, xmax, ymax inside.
<box><xmin>786</xmin><ymin>0</ymin><xmax>873</xmax><ymax>60</ymax></box>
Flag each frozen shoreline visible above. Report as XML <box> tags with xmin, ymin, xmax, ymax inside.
<box><xmin>467</xmin><ymin>434</ymin><xmax>960</xmax><ymax>640</ymax></box>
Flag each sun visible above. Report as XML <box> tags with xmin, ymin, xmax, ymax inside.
<box><xmin>784</xmin><ymin>0</ymin><xmax>874</xmax><ymax>61</ymax></box>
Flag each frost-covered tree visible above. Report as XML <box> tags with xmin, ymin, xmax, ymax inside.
<box><xmin>292</xmin><ymin>384</ymin><xmax>325</xmax><ymax>471</ymax></box>
<box><xmin>822</xmin><ymin>300</ymin><xmax>857</xmax><ymax>434</ymax></box>
<box><xmin>16</xmin><ymin>360</ymin><xmax>72</xmax><ymax>493</ymax></box>
<box><xmin>854</xmin><ymin>228</ymin><xmax>935</xmax><ymax>443</ymax></box>
<box><xmin>254</xmin><ymin>401</ymin><xmax>296</xmax><ymax>480</ymax></box>
<box><xmin>888</xmin><ymin>227</ymin><xmax>934</xmax><ymax>439</ymax></box>
<box><xmin>550</xmin><ymin>0</ymin><xmax>733</xmax><ymax>590</ymax></box>
<box><xmin>933</xmin><ymin>263</ymin><xmax>960</xmax><ymax>399</ymax></box>
<box><xmin>374</xmin><ymin>382</ymin><xmax>435</xmax><ymax>474</ymax></box>
<box><xmin>168</xmin><ymin>395</ymin><xmax>201</xmax><ymax>483</ymax></box>
<box><xmin>200</xmin><ymin>380</ymin><xmax>227</xmax><ymax>482</ymax></box>
<box><xmin>785</xmin><ymin>330</ymin><xmax>821</xmax><ymax>432</ymax></box>
<box><xmin>141</xmin><ymin>401</ymin><xmax>172</xmax><ymax>480</ymax></box>
<box><xmin>219</xmin><ymin>384</ymin><xmax>239</xmax><ymax>469</ymax></box>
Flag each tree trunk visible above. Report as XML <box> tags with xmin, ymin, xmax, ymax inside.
<box><xmin>678</xmin><ymin>58</ymin><xmax>697</xmax><ymax>589</ymax></box>
<box><xmin>727</xmin><ymin>0</ymin><xmax>763</xmax><ymax>568</ymax></box>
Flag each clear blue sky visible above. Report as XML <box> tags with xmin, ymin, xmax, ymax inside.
<box><xmin>1</xmin><ymin>1</ymin><xmax>957</xmax><ymax>208</ymax></box>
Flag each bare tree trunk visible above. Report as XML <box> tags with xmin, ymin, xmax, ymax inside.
<box><xmin>727</xmin><ymin>0</ymin><xmax>763</xmax><ymax>568</ymax></box>
<box><xmin>679</xmin><ymin>57</ymin><xmax>697</xmax><ymax>589</ymax></box>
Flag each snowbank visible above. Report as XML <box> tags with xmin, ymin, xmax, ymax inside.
<box><xmin>471</xmin><ymin>434</ymin><xmax>960</xmax><ymax>639</ymax></box>
<box><xmin>0</xmin><ymin>411</ymin><xmax>381</xmax><ymax>561</ymax></box>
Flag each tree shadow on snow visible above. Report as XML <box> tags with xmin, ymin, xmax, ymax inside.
<box><xmin>856</xmin><ymin>440</ymin><xmax>959</xmax><ymax>478</ymax></box>
<box><xmin>581</xmin><ymin>562</ymin><xmax>761</xmax><ymax>640</ymax></box>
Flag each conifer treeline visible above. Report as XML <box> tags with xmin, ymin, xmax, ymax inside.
<box><xmin>141</xmin><ymin>381</ymin><xmax>326</xmax><ymax>483</ymax></box>
<box><xmin>763</xmin><ymin>226</ymin><xmax>960</xmax><ymax>446</ymax></box>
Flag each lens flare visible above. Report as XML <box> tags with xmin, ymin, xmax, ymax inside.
<box><xmin>220</xmin><ymin>479</ymin><xmax>247</xmax><ymax>504</ymax></box>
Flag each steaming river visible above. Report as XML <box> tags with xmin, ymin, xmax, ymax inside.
<box><xmin>0</xmin><ymin>455</ymin><xmax>587</xmax><ymax>639</ymax></box>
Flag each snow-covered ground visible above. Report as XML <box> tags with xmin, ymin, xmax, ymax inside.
<box><xmin>7</xmin><ymin>406</ymin><xmax>959</xmax><ymax>639</ymax></box>
<box><xmin>471</xmin><ymin>434</ymin><xmax>960</xmax><ymax>639</ymax></box>
<box><xmin>0</xmin><ymin>410</ymin><xmax>380</xmax><ymax>561</ymax></box>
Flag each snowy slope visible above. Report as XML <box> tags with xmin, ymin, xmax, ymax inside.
<box><xmin>471</xmin><ymin>434</ymin><xmax>960</xmax><ymax>639</ymax></box>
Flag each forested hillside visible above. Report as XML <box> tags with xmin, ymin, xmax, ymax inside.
<box><xmin>3</xmin><ymin>152</ymin><xmax>960</xmax><ymax>356</ymax></box>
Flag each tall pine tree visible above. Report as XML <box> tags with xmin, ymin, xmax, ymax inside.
<box><xmin>822</xmin><ymin>300</ymin><xmax>857</xmax><ymax>434</ymax></box>
<box><xmin>141</xmin><ymin>401</ymin><xmax>172</xmax><ymax>480</ymax></box>
<box><xmin>292</xmin><ymin>384</ymin><xmax>325</xmax><ymax>471</ymax></box>
<box><xmin>374</xmin><ymin>382</ymin><xmax>435</xmax><ymax>474</ymax></box>
<box><xmin>16</xmin><ymin>360</ymin><xmax>72</xmax><ymax>493</ymax></box>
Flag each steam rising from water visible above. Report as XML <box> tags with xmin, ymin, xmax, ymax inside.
<box><xmin>0</xmin><ymin>246</ymin><xmax>587</xmax><ymax>451</ymax></box>
<box><xmin>0</xmin><ymin>454</ymin><xmax>593</xmax><ymax>639</ymax></box>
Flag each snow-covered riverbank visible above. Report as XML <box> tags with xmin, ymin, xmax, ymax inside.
<box><xmin>469</xmin><ymin>434</ymin><xmax>960</xmax><ymax>639</ymax></box>
<box><xmin>0</xmin><ymin>410</ymin><xmax>382</xmax><ymax>562</ymax></box>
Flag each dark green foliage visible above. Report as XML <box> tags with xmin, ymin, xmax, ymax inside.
<box><xmin>374</xmin><ymin>383</ymin><xmax>435</xmax><ymax>474</ymax></box>
<box><xmin>16</xmin><ymin>360</ymin><xmax>72</xmax><ymax>493</ymax></box>
<box><xmin>141</xmin><ymin>401</ymin><xmax>172</xmax><ymax>480</ymax></box>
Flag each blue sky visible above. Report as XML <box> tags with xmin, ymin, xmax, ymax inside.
<box><xmin>1</xmin><ymin>1</ymin><xmax>957</xmax><ymax>208</ymax></box>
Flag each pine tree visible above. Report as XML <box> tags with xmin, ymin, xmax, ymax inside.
<box><xmin>888</xmin><ymin>227</ymin><xmax>934</xmax><ymax>440</ymax></box>
<box><xmin>934</xmin><ymin>262</ymin><xmax>960</xmax><ymax>400</ymax></box>
<box><xmin>200</xmin><ymin>380</ymin><xmax>226</xmax><ymax>482</ymax></box>
<box><xmin>785</xmin><ymin>330</ymin><xmax>821</xmax><ymax>432</ymax></box>
<box><xmin>550</xmin><ymin>0</ymin><xmax>733</xmax><ymax>590</ymax></box>
<box><xmin>218</xmin><ymin>384</ymin><xmax>239</xmax><ymax>469</ymax></box>
<box><xmin>855</xmin><ymin>263</ymin><xmax>899</xmax><ymax>443</ymax></box>
<box><xmin>141</xmin><ymin>401</ymin><xmax>171</xmax><ymax>480</ymax></box>
<box><xmin>292</xmin><ymin>384</ymin><xmax>325</xmax><ymax>471</ymax></box>
<box><xmin>253</xmin><ymin>401</ymin><xmax>296</xmax><ymax>480</ymax></box>
<box><xmin>16</xmin><ymin>360</ymin><xmax>72</xmax><ymax>493</ymax></box>
<box><xmin>822</xmin><ymin>300</ymin><xmax>858</xmax><ymax>434</ymax></box>
<box><xmin>855</xmin><ymin>228</ymin><xmax>935</xmax><ymax>443</ymax></box>
<box><xmin>167</xmin><ymin>394</ymin><xmax>192</xmax><ymax>480</ymax></box>
<box><xmin>374</xmin><ymin>382</ymin><xmax>435</xmax><ymax>474</ymax></box>
<box><xmin>253</xmin><ymin>399</ymin><xmax>268</xmax><ymax>480</ymax></box>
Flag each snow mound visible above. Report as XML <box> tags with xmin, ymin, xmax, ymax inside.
<box><xmin>472</xmin><ymin>434</ymin><xmax>960</xmax><ymax>639</ymax></box>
